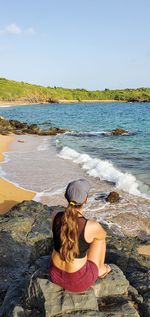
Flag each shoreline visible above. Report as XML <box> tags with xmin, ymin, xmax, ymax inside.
<box><xmin>0</xmin><ymin>99</ymin><xmax>127</xmax><ymax>107</ymax></box>
<box><xmin>0</xmin><ymin>134</ymin><xmax>150</xmax><ymax>257</ymax></box>
<box><xmin>0</xmin><ymin>134</ymin><xmax>35</xmax><ymax>214</ymax></box>
<box><xmin>58</xmin><ymin>99</ymin><xmax>127</xmax><ymax>104</ymax></box>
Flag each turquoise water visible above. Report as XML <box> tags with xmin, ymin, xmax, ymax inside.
<box><xmin>0</xmin><ymin>102</ymin><xmax>150</xmax><ymax>196</ymax></box>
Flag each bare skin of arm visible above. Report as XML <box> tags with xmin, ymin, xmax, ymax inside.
<box><xmin>85</xmin><ymin>220</ymin><xmax>107</xmax><ymax>243</ymax></box>
<box><xmin>85</xmin><ymin>220</ymin><xmax>111</xmax><ymax>277</ymax></box>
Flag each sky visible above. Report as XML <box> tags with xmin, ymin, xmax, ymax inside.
<box><xmin>0</xmin><ymin>0</ymin><xmax>150</xmax><ymax>90</ymax></box>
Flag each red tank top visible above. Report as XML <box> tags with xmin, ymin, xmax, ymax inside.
<box><xmin>52</xmin><ymin>211</ymin><xmax>91</xmax><ymax>258</ymax></box>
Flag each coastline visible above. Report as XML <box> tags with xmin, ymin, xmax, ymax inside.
<box><xmin>0</xmin><ymin>135</ymin><xmax>35</xmax><ymax>214</ymax></box>
<box><xmin>0</xmin><ymin>101</ymin><xmax>49</xmax><ymax>107</ymax></box>
<box><xmin>58</xmin><ymin>99</ymin><xmax>126</xmax><ymax>104</ymax></box>
<box><xmin>0</xmin><ymin>134</ymin><xmax>150</xmax><ymax>257</ymax></box>
<box><xmin>0</xmin><ymin>99</ymin><xmax>126</xmax><ymax>107</ymax></box>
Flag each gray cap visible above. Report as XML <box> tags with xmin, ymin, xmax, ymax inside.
<box><xmin>65</xmin><ymin>179</ymin><xmax>90</xmax><ymax>205</ymax></box>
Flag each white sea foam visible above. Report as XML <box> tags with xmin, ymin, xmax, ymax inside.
<box><xmin>1</xmin><ymin>152</ymin><xmax>11</xmax><ymax>164</ymax></box>
<box><xmin>64</xmin><ymin>131</ymin><xmax>108</xmax><ymax>137</ymax></box>
<box><xmin>0</xmin><ymin>152</ymin><xmax>11</xmax><ymax>177</ymax></box>
<box><xmin>58</xmin><ymin>146</ymin><xmax>148</xmax><ymax>197</ymax></box>
<box><xmin>34</xmin><ymin>192</ymin><xmax>45</xmax><ymax>202</ymax></box>
<box><xmin>0</xmin><ymin>105</ymin><xmax>13</xmax><ymax>108</ymax></box>
<box><xmin>0</xmin><ymin>168</ymin><xmax>36</xmax><ymax>193</ymax></box>
<box><xmin>64</xmin><ymin>130</ymin><xmax>135</xmax><ymax>137</ymax></box>
<box><xmin>0</xmin><ymin>166</ymin><xmax>6</xmax><ymax>177</ymax></box>
<box><xmin>37</xmin><ymin>138</ymin><xmax>50</xmax><ymax>151</ymax></box>
<box><xmin>0</xmin><ymin>148</ymin><xmax>37</xmax><ymax>192</ymax></box>
<box><xmin>34</xmin><ymin>187</ymin><xmax>65</xmax><ymax>203</ymax></box>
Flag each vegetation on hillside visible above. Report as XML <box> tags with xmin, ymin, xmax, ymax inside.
<box><xmin>0</xmin><ymin>78</ymin><xmax>150</xmax><ymax>103</ymax></box>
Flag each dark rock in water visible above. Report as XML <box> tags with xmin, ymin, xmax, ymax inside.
<box><xmin>129</xmin><ymin>98</ymin><xmax>150</xmax><ymax>103</ymax></box>
<box><xmin>106</xmin><ymin>191</ymin><xmax>120</xmax><ymax>203</ymax></box>
<box><xmin>9</xmin><ymin>120</ymin><xmax>28</xmax><ymax>129</ymax></box>
<box><xmin>0</xmin><ymin>117</ymin><xmax>13</xmax><ymax>135</ymax></box>
<box><xmin>39</xmin><ymin>121</ymin><xmax>52</xmax><ymax>126</ymax></box>
<box><xmin>0</xmin><ymin>117</ymin><xmax>66</xmax><ymax>136</ymax></box>
<box><xmin>111</xmin><ymin>128</ymin><xmax>128</xmax><ymax>135</ymax></box>
<box><xmin>0</xmin><ymin>200</ymin><xmax>149</xmax><ymax>316</ymax></box>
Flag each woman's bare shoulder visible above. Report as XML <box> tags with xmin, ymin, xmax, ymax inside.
<box><xmin>86</xmin><ymin>219</ymin><xmax>107</xmax><ymax>240</ymax></box>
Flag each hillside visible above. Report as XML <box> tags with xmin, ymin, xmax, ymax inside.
<box><xmin>0</xmin><ymin>78</ymin><xmax>150</xmax><ymax>103</ymax></box>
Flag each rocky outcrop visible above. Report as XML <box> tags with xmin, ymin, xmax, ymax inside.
<box><xmin>0</xmin><ymin>117</ymin><xmax>66</xmax><ymax>136</ymax></box>
<box><xmin>110</xmin><ymin>128</ymin><xmax>129</xmax><ymax>136</ymax></box>
<box><xmin>0</xmin><ymin>200</ymin><xmax>149</xmax><ymax>317</ymax></box>
<box><xmin>1</xmin><ymin>262</ymin><xmax>140</xmax><ymax>317</ymax></box>
<box><xmin>106</xmin><ymin>191</ymin><xmax>120</xmax><ymax>203</ymax></box>
<box><xmin>128</xmin><ymin>98</ymin><xmax>150</xmax><ymax>103</ymax></box>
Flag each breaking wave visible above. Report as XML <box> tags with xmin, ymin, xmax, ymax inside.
<box><xmin>58</xmin><ymin>146</ymin><xmax>149</xmax><ymax>198</ymax></box>
<box><xmin>64</xmin><ymin>130</ymin><xmax>135</xmax><ymax>137</ymax></box>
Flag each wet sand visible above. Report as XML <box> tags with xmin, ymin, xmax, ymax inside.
<box><xmin>0</xmin><ymin>135</ymin><xmax>35</xmax><ymax>214</ymax></box>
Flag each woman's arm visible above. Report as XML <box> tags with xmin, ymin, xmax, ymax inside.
<box><xmin>85</xmin><ymin>219</ymin><xmax>107</xmax><ymax>242</ymax></box>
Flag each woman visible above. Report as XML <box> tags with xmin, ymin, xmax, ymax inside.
<box><xmin>49</xmin><ymin>179</ymin><xmax>111</xmax><ymax>292</ymax></box>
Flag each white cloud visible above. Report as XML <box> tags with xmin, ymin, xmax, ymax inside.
<box><xmin>0</xmin><ymin>23</ymin><xmax>21</xmax><ymax>34</ymax></box>
<box><xmin>6</xmin><ymin>23</ymin><xmax>21</xmax><ymax>34</ymax></box>
<box><xmin>25</xmin><ymin>27</ymin><xmax>36</xmax><ymax>35</ymax></box>
<box><xmin>0</xmin><ymin>23</ymin><xmax>35</xmax><ymax>35</ymax></box>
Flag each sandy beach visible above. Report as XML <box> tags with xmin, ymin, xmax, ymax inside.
<box><xmin>0</xmin><ymin>133</ymin><xmax>150</xmax><ymax>258</ymax></box>
<box><xmin>0</xmin><ymin>99</ymin><xmax>125</xmax><ymax>107</ymax></box>
<box><xmin>0</xmin><ymin>135</ymin><xmax>35</xmax><ymax>214</ymax></box>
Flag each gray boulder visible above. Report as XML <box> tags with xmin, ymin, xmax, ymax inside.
<box><xmin>0</xmin><ymin>264</ymin><xmax>140</xmax><ymax>317</ymax></box>
<box><xmin>0</xmin><ymin>200</ymin><xmax>62</xmax><ymax>303</ymax></box>
<box><xmin>0</xmin><ymin>200</ymin><xmax>149</xmax><ymax>316</ymax></box>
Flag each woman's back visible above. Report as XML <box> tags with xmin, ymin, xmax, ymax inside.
<box><xmin>52</xmin><ymin>211</ymin><xmax>91</xmax><ymax>272</ymax></box>
<box><xmin>49</xmin><ymin>179</ymin><xmax>111</xmax><ymax>292</ymax></box>
<box><xmin>53</xmin><ymin>211</ymin><xmax>90</xmax><ymax>258</ymax></box>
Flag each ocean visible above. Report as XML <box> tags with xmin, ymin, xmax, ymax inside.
<box><xmin>0</xmin><ymin>102</ymin><xmax>150</xmax><ymax>237</ymax></box>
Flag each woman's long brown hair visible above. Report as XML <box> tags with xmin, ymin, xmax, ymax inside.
<box><xmin>60</xmin><ymin>204</ymin><xmax>80</xmax><ymax>262</ymax></box>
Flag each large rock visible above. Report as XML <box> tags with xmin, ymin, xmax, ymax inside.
<box><xmin>0</xmin><ymin>200</ymin><xmax>60</xmax><ymax>298</ymax></box>
<box><xmin>0</xmin><ymin>231</ymin><xmax>30</xmax><ymax>294</ymax></box>
<box><xmin>93</xmin><ymin>264</ymin><xmax>129</xmax><ymax>298</ymax></box>
<box><xmin>111</xmin><ymin>128</ymin><xmax>128</xmax><ymax>135</ymax></box>
<box><xmin>0</xmin><ymin>200</ymin><xmax>149</xmax><ymax>316</ymax></box>
<box><xmin>106</xmin><ymin>191</ymin><xmax>120</xmax><ymax>203</ymax></box>
<box><xmin>0</xmin><ymin>263</ymin><xmax>140</xmax><ymax>317</ymax></box>
<box><xmin>106</xmin><ymin>246</ymin><xmax>150</xmax><ymax>316</ymax></box>
<box><xmin>0</xmin><ymin>117</ymin><xmax>66</xmax><ymax>135</ymax></box>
